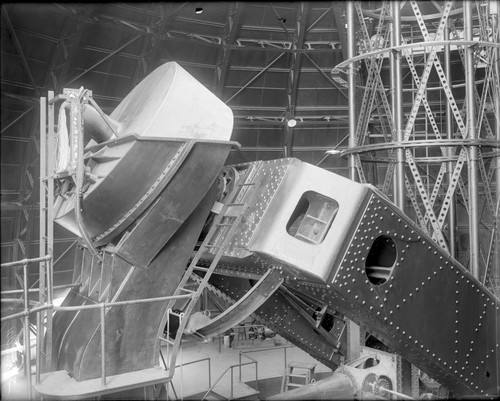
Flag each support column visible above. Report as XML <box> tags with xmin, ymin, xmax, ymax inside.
<box><xmin>347</xmin><ymin>1</ymin><xmax>357</xmax><ymax>182</ymax></box>
<box><xmin>391</xmin><ymin>1</ymin><xmax>405</xmax><ymax>211</ymax></box>
<box><xmin>492</xmin><ymin>2</ymin><xmax>500</xmax><ymax>287</ymax></box>
<box><xmin>464</xmin><ymin>0</ymin><xmax>480</xmax><ymax>278</ymax></box>
<box><xmin>444</xmin><ymin>24</ymin><xmax>457</xmax><ymax>257</ymax></box>
<box><xmin>346</xmin><ymin>0</ymin><xmax>360</xmax><ymax>361</ymax></box>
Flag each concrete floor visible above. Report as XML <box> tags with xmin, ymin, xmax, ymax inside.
<box><xmin>167</xmin><ymin>334</ymin><xmax>332</xmax><ymax>399</ymax></box>
<box><xmin>1</xmin><ymin>335</ymin><xmax>332</xmax><ymax>400</ymax></box>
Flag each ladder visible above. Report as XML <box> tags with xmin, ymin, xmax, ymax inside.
<box><xmin>161</xmin><ymin>167</ymin><xmax>253</xmax><ymax>380</ymax></box>
<box><xmin>281</xmin><ymin>362</ymin><xmax>316</xmax><ymax>392</ymax></box>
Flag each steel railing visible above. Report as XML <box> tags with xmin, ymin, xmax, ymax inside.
<box><xmin>1</xmin><ymin>254</ymin><xmax>195</xmax><ymax>397</ymax></box>
<box><xmin>159</xmin><ymin>353</ymin><xmax>212</xmax><ymax>400</ymax></box>
<box><xmin>201</xmin><ymin>360</ymin><xmax>258</xmax><ymax>401</ymax></box>
<box><xmin>238</xmin><ymin>343</ymin><xmax>295</xmax><ymax>382</ymax></box>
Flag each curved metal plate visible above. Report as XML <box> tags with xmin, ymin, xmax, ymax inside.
<box><xmin>190</xmin><ymin>268</ymin><xmax>284</xmax><ymax>337</ymax></box>
<box><xmin>207</xmin><ymin>274</ymin><xmax>345</xmax><ymax>370</ymax></box>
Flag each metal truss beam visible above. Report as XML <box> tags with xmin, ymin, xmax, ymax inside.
<box><xmin>141</xmin><ymin>3</ymin><xmax>186</xmax><ymax>77</ymax></box>
<box><xmin>224</xmin><ymin>52</ymin><xmax>286</xmax><ymax>104</ymax></box>
<box><xmin>52</xmin><ymin>5</ymin><xmax>98</xmax><ymax>91</ymax></box>
<box><xmin>64</xmin><ymin>35</ymin><xmax>141</xmax><ymax>88</ymax></box>
<box><xmin>213</xmin><ymin>2</ymin><xmax>242</xmax><ymax>96</ymax></box>
<box><xmin>284</xmin><ymin>2</ymin><xmax>309</xmax><ymax>157</ymax></box>
<box><xmin>1</xmin><ymin>107</ymin><xmax>34</xmax><ymax>134</ymax></box>
<box><xmin>50</xmin><ymin>4</ymin><xmax>340</xmax><ymax>54</ymax></box>
<box><xmin>1</xmin><ymin>6</ymin><xmax>40</xmax><ymax>97</ymax></box>
<box><xmin>337</xmin><ymin>1</ymin><xmax>499</xmax><ymax>286</ymax></box>
<box><xmin>331</xmin><ymin>2</ymin><xmax>348</xmax><ymax>61</ymax></box>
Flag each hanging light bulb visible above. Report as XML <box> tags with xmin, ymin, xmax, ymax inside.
<box><xmin>287</xmin><ymin>119</ymin><xmax>297</xmax><ymax>128</ymax></box>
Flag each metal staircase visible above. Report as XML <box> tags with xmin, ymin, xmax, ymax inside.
<box><xmin>161</xmin><ymin>168</ymin><xmax>253</xmax><ymax>380</ymax></box>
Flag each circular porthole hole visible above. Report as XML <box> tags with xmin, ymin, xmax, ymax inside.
<box><xmin>365</xmin><ymin>235</ymin><xmax>397</xmax><ymax>286</ymax></box>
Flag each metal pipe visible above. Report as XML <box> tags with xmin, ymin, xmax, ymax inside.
<box><xmin>55</xmin><ymin>294</ymin><xmax>193</xmax><ymax>311</ymax></box>
<box><xmin>347</xmin><ymin>0</ymin><xmax>357</xmax><ymax>183</ymax></box>
<box><xmin>37</xmin><ymin>95</ymin><xmax>46</xmax><ymax>386</ymax></box>
<box><xmin>492</xmin><ymin>4</ymin><xmax>500</xmax><ymax>286</ymax></box>
<box><xmin>1</xmin><ymin>282</ymin><xmax>80</xmax><ymax>295</ymax></box>
<box><xmin>284</xmin><ymin>346</ymin><xmax>287</xmax><ymax>375</ymax></box>
<box><xmin>255</xmin><ymin>361</ymin><xmax>258</xmax><ymax>392</ymax></box>
<box><xmin>377</xmin><ymin>385</ymin><xmax>416</xmax><ymax>400</ymax></box>
<box><xmin>166</xmin><ymin>309</ymin><xmax>171</xmax><ymax>369</ymax></box>
<box><xmin>1</xmin><ymin>255</ymin><xmax>51</xmax><ymax>268</ymax></box>
<box><xmin>464</xmin><ymin>0</ymin><xmax>480</xmax><ymax>277</ymax></box>
<box><xmin>180</xmin><ymin>336</ymin><xmax>183</xmax><ymax>400</ymax></box>
<box><xmin>391</xmin><ymin>1</ymin><xmax>405</xmax><ymax>211</ymax></box>
<box><xmin>45</xmin><ymin>90</ymin><xmax>55</xmax><ymax>369</ymax></box>
<box><xmin>208</xmin><ymin>358</ymin><xmax>211</xmax><ymax>389</ymax></box>
<box><xmin>239</xmin><ymin>352</ymin><xmax>242</xmax><ymax>381</ymax></box>
<box><xmin>231</xmin><ymin>367</ymin><xmax>234</xmax><ymax>398</ymax></box>
<box><xmin>2</xmin><ymin>294</ymin><xmax>193</xmax><ymax>323</ymax></box>
<box><xmin>1</xmin><ymin>304</ymin><xmax>50</xmax><ymax>323</ymax></box>
<box><xmin>343</xmin><ymin>2</ymin><xmax>361</xmax><ymax>356</ymax></box>
<box><xmin>35</xmin><ymin>311</ymin><xmax>41</xmax><ymax>384</ymax></box>
<box><xmin>100</xmin><ymin>303</ymin><xmax>106</xmax><ymax>387</ymax></box>
<box><xmin>2</xmin><ymin>298</ymin><xmax>37</xmax><ymax>305</ymax></box>
<box><xmin>444</xmin><ymin>23</ymin><xmax>457</xmax><ymax>257</ymax></box>
<box><xmin>23</xmin><ymin>261</ymin><xmax>32</xmax><ymax>399</ymax></box>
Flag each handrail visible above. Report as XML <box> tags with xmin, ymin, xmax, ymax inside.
<box><xmin>1</xmin><ymin>256</ymin><xmax>196</xmax><ymax>395</ymax></box>
<box><xmin>1</xmin><ymin>255</ymin><xmax>53</xmax><ymax>399</ymax></box>
<box><xmin>239</xmin><ymin>344</ymin><xmax>295</xmax><ymax>383</ymax></box>
<box><xmin>1</xmin><ymin>255</ymin><xmax>52</xmax><ymax>268</ymax></box>
<box><xmin>1</xmin><ymin>293</ymin><xmax>194</xmax><ymax>323</ymax></box>
<box><xmin>22</xmin><ymin>255</ymin><xmax>32</xmax><ymax>399</ymax></box>
<box><xmin>3</xmin><ymin>280</ymin><xmax>197</xmax><ymax>393</ymax></box>
<box><xmin>175</xmin><ymin>357</ymin><xmax>212</xmax><ymax>391</ymax></box>
<box><xmin>159</xmin><ymin>349</ymin><xmax>212</xmax><ymax>388</ymax></box>
<box><xmin>201</xmin><ymin>361</ymin><xmax>258</xmax><ymax>401</ymax></box>
<box><xmin>1</xmin><ymin>283</ymin><xmax>80</xmax><ymax>295</ymax></box>
<box><xmin>238</xmin><ymin>352</ymin><xmax>258</xmax><ymax>382</ymax></box>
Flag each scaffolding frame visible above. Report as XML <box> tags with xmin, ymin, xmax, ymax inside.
<box><xmin>0</xmin><ymin>87</ymin><xmax>195</xmax><ymax>399</ymax></box>
<box><xmin>336</xmin><ymin>1</ymin><xmax>500</xmax><ymax>395</ymax></box>
<box><xmin>334</xmin><ymin>0</ymin><xmax>500</xmax><ymax>292</ymax></box>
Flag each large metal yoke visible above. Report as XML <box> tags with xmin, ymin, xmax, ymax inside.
<box><xmin>209</xmin><ymin>158</ymin><xmax>370</xmax><ymax>282</ymax></box>
<box><xmin>207</xmin><ymin>158</ymin><xmax>499</xmax><ymax>396</ymax></box>
<box><xmin>326</xmin><ymin>193</ymin><xmax>500</xmax><ymax>396</ymax></box>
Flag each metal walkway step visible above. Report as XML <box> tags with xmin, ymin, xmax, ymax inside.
<box><xmin>211</xmin><ymin>381</ymin><xmax>259</xmax><ymax>400</ymax></box>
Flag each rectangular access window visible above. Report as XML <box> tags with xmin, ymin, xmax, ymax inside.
<box><xmin>286</xmin><ymin>191</ymin><xmax>339</xmax><ymax>244</ymax></box>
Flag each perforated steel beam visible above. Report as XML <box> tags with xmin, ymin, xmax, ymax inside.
<box><xmin>464</xmin><ymin>1</ymin><xmax>480</xmax><ymax>278</ymax></box>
